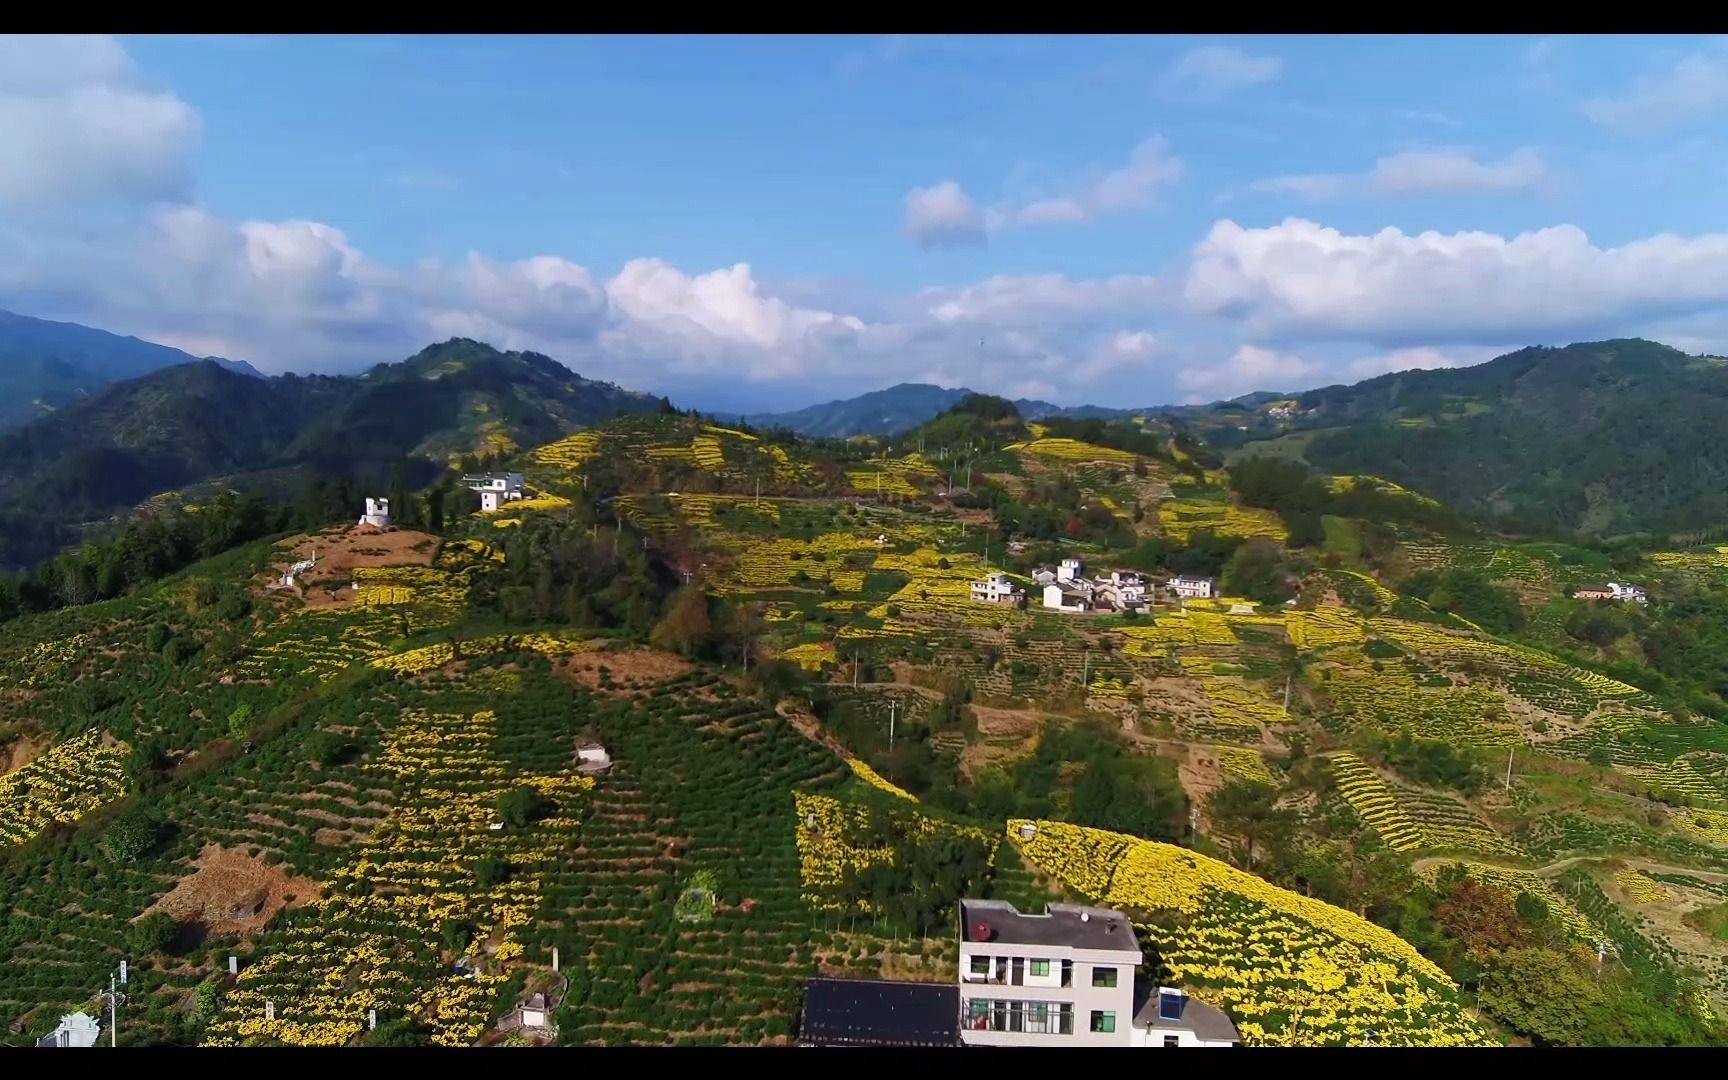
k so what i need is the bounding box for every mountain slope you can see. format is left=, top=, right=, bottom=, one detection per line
left=1237, top=339, right=1728, bottom=534
left=0, top=308, right=260, bottom=428
left=0, top=339, right=660, bottom=567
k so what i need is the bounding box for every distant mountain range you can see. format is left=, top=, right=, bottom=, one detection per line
left=738, top=383, right=1152, bottom=438
left=0, top=337, right=659, bottom=568
left=0, top=309, right=261, bottom=429
left=1230, top=338, right=1728, bottom=535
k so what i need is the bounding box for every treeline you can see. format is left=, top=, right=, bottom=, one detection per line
left=0, top=492, right=299, bottom=623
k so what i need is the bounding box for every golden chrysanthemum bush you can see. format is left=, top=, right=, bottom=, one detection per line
left=793, top=792, right=994, bottom=911
left=1010, top=820, right=1493, bottom=1046
left=205, top=709, right=594, bottom=1046
left=1613, top=868, right=1671, bottom=905
left=1006, top=437, right=1139, bottom=465
left=1158, top=499, right=1287, bottom=543
left=844, top=757, right=917, bottom=802
left=1215, top=746, right=1276, bottom=787
left=781, top=641, right=837, bottom=672
left=0, top=731, right=130, bottom=846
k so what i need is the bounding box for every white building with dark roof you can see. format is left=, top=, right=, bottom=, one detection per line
left=958, top=899, right=1142, bottom=1047
left=1166, top=575, right=1217, bottom=601
left=970, top=572, right=1024, bottom=606
left=462, top=471, right=526, bottom=512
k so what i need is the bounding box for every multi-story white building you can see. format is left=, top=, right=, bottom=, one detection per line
left=1055, top=558, right=1085, bottom=584
left=1166, top=575, right=1217, bottom=601
left=1042, top=582, right=1091, bottom=613
left=970, top=572, right=1024, bottom=605
left=462, top=471, right=526, bottom=513
left=957, top=899, right=1142, bottom=1047
left=1099, top=571, right=1146, bottom=610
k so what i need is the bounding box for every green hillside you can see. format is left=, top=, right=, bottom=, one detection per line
left=5, top=391, right=1728, bottom=1047
left=1229, top=339, right=1728, bottom=535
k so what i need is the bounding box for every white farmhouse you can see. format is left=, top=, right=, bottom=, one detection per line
left=1166, top=575, right=1217, bottom=601
left=1056, top=557, right=1085, bottom=583
left=1131, top=987, right=1241, bottom=1047
left=958, top=899, right=1143, bottom=1047
left=970, top=572, right=1024, bottom=606
left=1608, top=581, right=1649, bottom=605
left=462, top=471, right=526, bottom=512
left=575, top=742, right=613, bottom=777
left=358, top=496, right=390, bottom=529
left=37, top=1011, right=101, bottom=1047
left=1098, top=571, right=1146, bottom=610
left=1043, top=583, right=1089, bottom=613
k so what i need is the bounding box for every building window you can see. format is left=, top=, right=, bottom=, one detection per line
left=1029, top=959, right=1050, bottom=977
left=1090, top=1010, right=1116, bottom=1034
left=1025, top=1002, right=1050, bottom=1034
left=1091, top=966, right=1118, bottom=988
left=969, top=955, right=989, bottom=977
left=1163, top=1035, right=1180, bottom=1047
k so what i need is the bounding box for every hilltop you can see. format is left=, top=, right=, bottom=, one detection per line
left=0, top=339, right=660, bottom=569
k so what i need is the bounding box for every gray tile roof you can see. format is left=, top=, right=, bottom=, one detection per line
left=959, top=900, right=1141, bottom=953
left=1134, top=991, right=1240, bottom=1043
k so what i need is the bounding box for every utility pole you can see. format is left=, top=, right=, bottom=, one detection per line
left=1505, top=747, right=1515, bottom=791
left=888, top=699, right=898, bottom=750
left=853, top=653, right=859, bottom=689
left=1082, top=649, right=1090, bottom=695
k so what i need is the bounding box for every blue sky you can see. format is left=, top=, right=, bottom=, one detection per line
left=4, top=34, right=1728, bottom=412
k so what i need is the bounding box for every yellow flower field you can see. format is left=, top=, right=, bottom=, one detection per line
left=1011, top=819, right=1491, bottom=1046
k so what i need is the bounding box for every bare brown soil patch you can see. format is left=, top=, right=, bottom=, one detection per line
left=0, top=734, right=45, bottom=776
left=146, top=844, right=321, bottom=934
left=556, top=648, right=693, bottom=690
left=255, top=526, right=441, bottom=606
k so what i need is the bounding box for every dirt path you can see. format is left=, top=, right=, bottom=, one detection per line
left=1411, top=853, right=1728, bottom=883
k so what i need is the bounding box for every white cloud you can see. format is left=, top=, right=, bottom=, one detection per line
left=905, top=137, right=1180, bottom=248
left=1254, top=147, right=1549, bottom=201
left=904, top=180, right=987, bottom=249
left=1185, top=217, right=1728, bottom=345
left=993, top=137, right=1182, bottom=228
left=1160, top=45, right=1283, bottom=98
left=1344, top=345, right=1502, bottom=379
left=918, top=273, right=1164, bottom=326
left=1584, top=51, right=1728, bottom=131
left=0, top=34, right=199, bottom=207
left=1177, top=344, right=1320, bottom=402
left=1371, top=146, right=1549, bottom=194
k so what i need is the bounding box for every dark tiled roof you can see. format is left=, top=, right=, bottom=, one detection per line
left=959, top=900, right=1141, bottom=953
left=1134, top=991, right=1240, bottom=1043
left=800, top=978, right=960, bottom=1047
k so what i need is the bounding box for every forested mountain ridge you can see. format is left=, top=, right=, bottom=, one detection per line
left=0, top=308, right=260, bottom=429
left=1230, top=339, right=1728, bottom=535
left=0, top=340, right=661, bottom=568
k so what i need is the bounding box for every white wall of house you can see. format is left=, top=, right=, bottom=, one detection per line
left=958, top=940, right=1139, bottom=1047
left=1056, top=558, right=1084, bottom=583
left=1043, top=584, right=1084, bottom=611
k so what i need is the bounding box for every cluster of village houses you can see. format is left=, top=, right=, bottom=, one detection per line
left=970, top=557, right=1215, bottom=614
left=1573, top=581, right=1649, bottom=605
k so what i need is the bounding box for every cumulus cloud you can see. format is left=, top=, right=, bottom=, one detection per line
left=1160, top=45, right=1283, bottom=98
left=904, top=180, right=987, bottom=249
left=1344, top=345, right=1503, bottom=379
left=1184, top=217, right=1728, bottom=345
left=918, top=273, right=1164, bottom=326
left=1584, top=50, right=1728, bottom=132
left=904, top=138, right=1180, bottom=248
left=1177, top=344, right=1319, bottom=402
left=1254, top=147, right=1549, bottom=201
left=0, top=34, right=199, bottom=207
